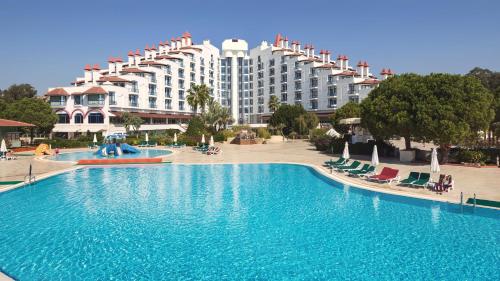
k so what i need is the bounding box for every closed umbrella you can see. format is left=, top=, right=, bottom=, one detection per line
left=430, top=148, right=440, bottom=173
left=1, top=139, right=7, bottom=158
left=209, top=135, right=214, bottom=147
left=371, top=145, right=379, bottom=166
left=201, top=134, right=206, bottom=144
left=173, top=133, right=177, bottom=144
left=342, top=142, right=350, bottom=159
left=145, top=133, right=149, bottom=142
left=93, top=134, right=97, bottom=144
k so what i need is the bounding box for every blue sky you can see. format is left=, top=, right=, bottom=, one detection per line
left=0, top=0, right=499, bottom=94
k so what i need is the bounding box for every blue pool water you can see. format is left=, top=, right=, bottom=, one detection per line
left=0, top=164, right=498, bottom=280
left=47, top=148, right=170, bottom=161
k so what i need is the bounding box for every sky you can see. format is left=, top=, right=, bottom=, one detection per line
left=0, top=0, right=499, bottom=94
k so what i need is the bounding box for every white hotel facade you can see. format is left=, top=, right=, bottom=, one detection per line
left=46, top=32, right=393, bottom=138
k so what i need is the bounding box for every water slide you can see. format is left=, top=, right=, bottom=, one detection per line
left=95, top=143, right=139, bottom=157
left=35, top=144, right=53, bottom=156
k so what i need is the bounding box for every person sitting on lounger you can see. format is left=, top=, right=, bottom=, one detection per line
left=443, top=175, right=454, bottom=191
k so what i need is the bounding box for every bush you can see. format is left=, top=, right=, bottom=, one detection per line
left=35, top=138, right=89, bottom=148
left=221, top=129, right=235, bottom=139
left=231, top=125, right=251, bottom=132
left=457, top=150, right=486, bottom=164
left=256, top=127, right=271, bottom=139
left=310, top=128, right=328, bottom=142
left=185, top=116, right=206, bottom=137
left=313, top=135, right=333, bottom=151
left=177, top=135, right=198, bottom=146
left=213, top=132, right=226, bottom=142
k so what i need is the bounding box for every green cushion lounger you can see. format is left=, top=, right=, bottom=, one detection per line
left=324, top=157, right=346, bottom=166
left=348, top=164, right=372, bottom=176
left=336, top=160, right=361, bottom=172
left=412, top=173, right=431, bottom=188
left=399, top=172, right=420, bottom=186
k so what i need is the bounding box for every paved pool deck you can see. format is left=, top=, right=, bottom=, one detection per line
left=1, top=140, right=499, bottom=205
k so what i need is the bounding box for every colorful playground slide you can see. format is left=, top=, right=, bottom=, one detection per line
left=95, top=143, right=139, bottom=157
left=35, top=144, right=53, bottom=156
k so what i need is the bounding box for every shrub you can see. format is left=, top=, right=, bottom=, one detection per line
left=35, top=138, right=89, bottom=148
left=288, top=131, right=298, bottom=139
left=231, top=125, right=251, bottom=132
left=457, top=150, right=486, bottom=164
left=185, top=116, right=206, bottom=137
left=221, top=129, right=235, bottom=139
left=310, top=128, right=328, bottom=142
left=177, top=135, right=198, bottom=146
left=213, top=132, right=226, bottom=142
left=313, top=135, right=333, bottom=151
left=256, top=127, right=271, bottom=139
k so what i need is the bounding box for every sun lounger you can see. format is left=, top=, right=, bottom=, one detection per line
left=336, top=161, right=361, bottom=172
left=368, top=167, right=399, bottom=183
left=348, top=165, right=375, bottom=177
left=326, top=158, right=349, bottom=168
left=324, top=157, right=346, bottom=166
left=399, top=172, right=420, bottom=186
left=206, top=147, right=221, bottom=155
left=433, top=174, right=446, bottom=192
left=411, top=173, right=430, bottom=188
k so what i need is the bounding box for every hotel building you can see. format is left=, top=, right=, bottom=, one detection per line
left=46, top=33, right=393, bottom=137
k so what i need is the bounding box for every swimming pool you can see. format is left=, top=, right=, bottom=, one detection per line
left=47, top=148, right=171, bottom=161
left=0, top=164, right=498, bottom=280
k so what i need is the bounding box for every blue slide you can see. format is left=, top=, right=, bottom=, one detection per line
left=120, top=143, right=140, bottom=154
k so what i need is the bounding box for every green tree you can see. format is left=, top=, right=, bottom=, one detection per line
left=0, top=97, right=57, bottom=142
left=187, top=84, right=210, bottom=113
left=0, top=84, right=37, bottom=102
left=330, top=102, right=361, bottom=134
left=122, top=112, right=143, bottom=137
left=268, top=95, right=280, bottom=112
left=269, top=104, right=306, bottom=135
left=424, top=74, right=494, bottom=163
left=295, top=112, right=319, bottom=135
left=360, top=74, right=427, bottom=150
left=185, top=116, right=206, bottom=136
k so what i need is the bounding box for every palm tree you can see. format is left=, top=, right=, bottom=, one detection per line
left=187, top=84, right=210, bottom=114
left=268, top=95, right=280, bottom=112
left=217, top=107, right=233, bottom=130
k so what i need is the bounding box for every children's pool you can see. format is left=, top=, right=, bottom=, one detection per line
left=47, top=149, right=171, bottom=161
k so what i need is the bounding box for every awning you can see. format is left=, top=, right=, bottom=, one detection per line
left=0, top=119, right=35, bottom=127
left=339, top=118, right=361, bottom=125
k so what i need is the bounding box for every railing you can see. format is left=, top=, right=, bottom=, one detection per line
left=129, top=102, right=138, bottom=107
left=310, top=94, right=318, bottom=99
left=50, top=101, right=66, bottom=107
left=88, top=100, right=104, bottom=106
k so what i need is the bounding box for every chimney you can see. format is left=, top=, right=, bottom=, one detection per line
left=177, top=37, right=182, bottom=48
left=320, top=50, right=326, bottom=63
left=150, top=44, right=157, bottom=59
left=171, top=38, right=176, bottom=50
left=108, top=57, right=115, bottom=74
left=84, top=64, right=92, bottom=83
left=305, top=45, right=310, bottom=57
left=91, top=64, right=101, bottom=84
left=183, top=31, right=192, bottom=46
left=296, top=41, right=301, bottom=53
left=344, top=55, right=349, bottom=70
left=115, top=57, right=123, bottom=73
left=134, top=49, right=141, bottom=65
left=284, top=37, right=289, bottom=49
left=158, top=41, right=164, bottom=54
left=291, top=41, right=296, bottom=52
left=310, top=45, right=315, bottom=58
left=128, top=51, right=134, bottom=66
left=144, top=44, right=150, bottom=60
left=164, top=39, right=170, bottom=52
left=357, top=61, right=364, bottom=78
left=326, top=50, right=331, bottom=63
left=363, top=61, right=370, bottom=78
left=380, top=68, right=388, bottom=80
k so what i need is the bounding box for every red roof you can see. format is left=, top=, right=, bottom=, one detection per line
left=46, top=88, right=69, bottom=96
left=274, top=33, right=282, bottom=47
left=355, top=79, right=380, bottom=85
left=83, top=86, right=108, bottom=94
left=97, top=76, right=131, bottom=83
left=333, top=70, right=358, bottom=76
left=182, top=31, right=192, bottom=38
left=180, top=46, right=202, bottom=52
left=92, top=64, right=101, bottom=70
left=120, top=67, right=154, bottom=74
left=84, top=64, right=92, bottom=71
left=315, top=63, right=337, bottom=69
left=155, top=55, right=181, bottom=60
left=0, top=119, right=35, bottom=127
left=139, top=60, right=169, bottom=66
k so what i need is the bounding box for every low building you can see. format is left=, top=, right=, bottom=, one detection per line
left=0, top=119, right=35, bottom=147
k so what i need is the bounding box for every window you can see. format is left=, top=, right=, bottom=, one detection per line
left=131, top=82, right=138, bottom=92
left=295, top=81, right=301, bottom=90
left=269, top=77, right=275, bottom=85
left=88, top=112, right=104, bottom=124
left=179, top=79, right=185, bottom=89
left=74, top=95, right=82, bottom=105
left=149, top=97, right=157, bottom=108
left=269, top=86, right=275, bottom=94
left=281, top=83, right=287, bottom=92
left=74, top=113, right=83, bottom=124
left=109, top=91, right=116, bottom=105
left=129, top=95, right=138, bottom=107
left=269, top=59, right=275, bottom=66
left=349, top=83, right=355, bottom=94
left=281, top=74, right=287, bottom=83
left=178, top=69, right=184, bottom=78
left=310, top=78, right=318, bottom=87
left=179, top=90, right=185, bottom=100
left=87, top=94, right=104, bottom=106
left=328, top=98, right=337, bottom=108
left=165, top=99, right=172, bottom=109
left=165, top=87, right=172, bottom=98
left=165, top=76, right=172, bottom=86
left=148, top=84, right=156, bottom=95
left=328, top=75, right=335, bottom=84
left=269, top=68, right=275, bottom=76
left=179, top=101, right=185, bottom=110
left=50, top=96, right=66, bottom=106
left=281, top=94, right=287, bottom=102
left=281, top=65, right=287, bottom=73
left=57, top=113, right=69, bottom=124
left=328, top=86, right=337, bottom=96
left=294, top=71, right=302, bottom=80
left=310, top=100, right=318, bottom=110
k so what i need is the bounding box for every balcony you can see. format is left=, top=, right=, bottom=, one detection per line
left=88, top=100, right=105, bottom=107
left=129, top=101, right=138, bottom=107
left=149, top=104, right=157, bottom=109
left=50, top=101, right=66, bottom=107
left=309, top=93, right=318, bottom=99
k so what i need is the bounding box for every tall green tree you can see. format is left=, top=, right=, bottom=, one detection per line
left=423, top=74, right=494, bottom=162
left=121, top=112, right=143, bottom=137
left=0, top=84, right=37, bottom=101
left=187, top=84, right=210, bottom=113
left=0, top=97, right=57, bottom=142
left=269, top=104, right=306, bottom=135
left=268, top=95, right=280, bottom=112
left=360, top=74, right=427, bottom=150
left=330, top=102, right=361, bottom=134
